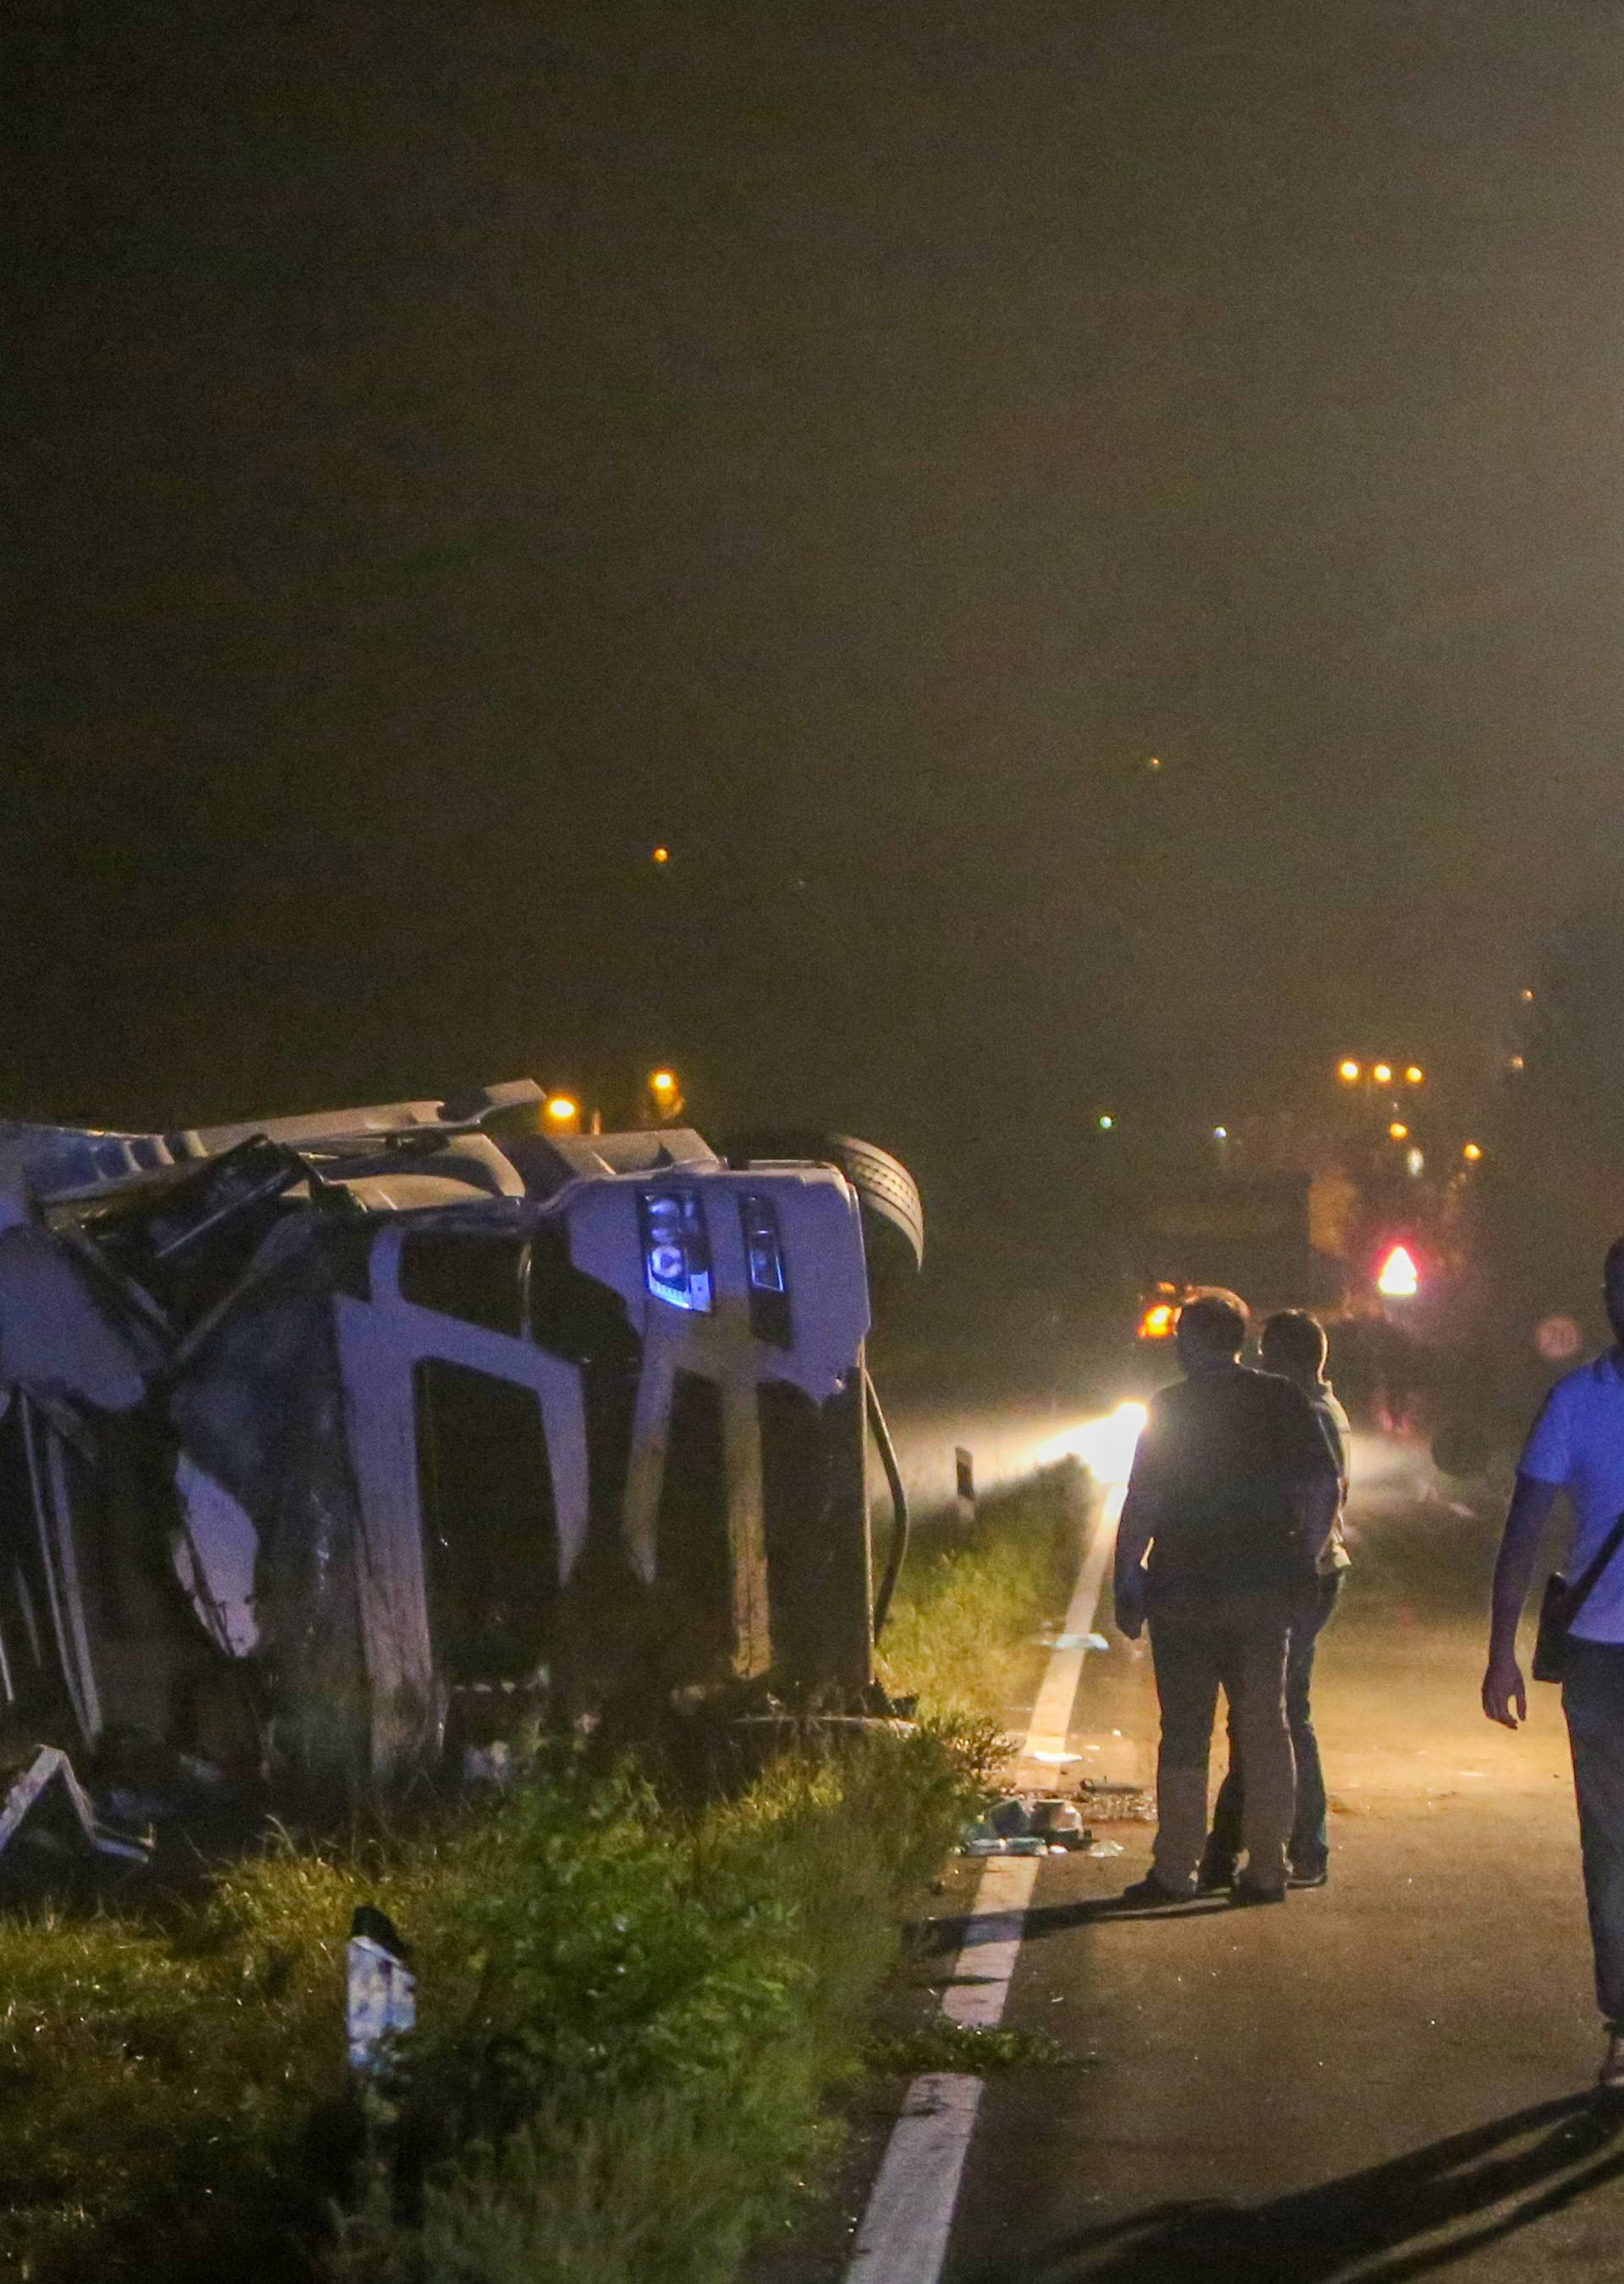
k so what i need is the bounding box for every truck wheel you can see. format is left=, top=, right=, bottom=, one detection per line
left=722, top=1131, right=924, bottom=1271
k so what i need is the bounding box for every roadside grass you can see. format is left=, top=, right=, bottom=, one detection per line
left=0, top=1474, right=1078, bottom=2284
left=877, top=1464, right=1083, bottom=1724
left=860, top=2019, right=1071, bottom=2075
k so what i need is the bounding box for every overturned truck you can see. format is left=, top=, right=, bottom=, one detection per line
left=0, top=1080, right=921, bottom=1800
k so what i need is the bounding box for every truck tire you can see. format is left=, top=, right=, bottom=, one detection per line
left=722, top=1130, right=924, bottom=1271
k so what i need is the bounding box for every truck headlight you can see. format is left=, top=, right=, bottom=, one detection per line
left=639, top=1190, right=713, bottom=1312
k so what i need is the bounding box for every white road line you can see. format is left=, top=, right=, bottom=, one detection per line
left=842, top=1481, right=1122, bottom=2284
left=1020, top=1483, right=1125, bottom=1766
left=941, top=1855, right=1040, bottom=2029
left=842, top=2073, right=985, bottom=2284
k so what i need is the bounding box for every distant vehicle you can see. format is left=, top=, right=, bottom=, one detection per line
left=1131, top=1171, right=1349, bottom=1348
left=0, top=1082, right=920, bottom=1811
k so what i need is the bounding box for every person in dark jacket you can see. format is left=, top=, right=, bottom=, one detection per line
left=1200, top=1309, right=1352, bottom=1891
left=1113, top=1293, right=1340, bottom=1905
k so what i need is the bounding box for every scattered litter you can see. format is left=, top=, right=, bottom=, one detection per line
left=462, top=1741, right=513, bottom=1786
left=1030, top=1750, right=1083, bottom=1765
left=1076, top=1780, right=1155, bottom=1822
left=959, top=1790, right=1136, bottom=1858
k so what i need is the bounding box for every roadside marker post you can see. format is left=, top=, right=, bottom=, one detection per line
left=954, top=1447, right=977, bottom=1535
left=347, top=1902, right=417, bottom=2206
left=346, top=1904, right=416, bottom=2077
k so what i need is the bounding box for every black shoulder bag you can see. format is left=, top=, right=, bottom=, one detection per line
left=1533, top=1511, right=1624, bottom=1683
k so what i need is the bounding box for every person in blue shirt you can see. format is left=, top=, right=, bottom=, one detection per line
left=1484, top=1236, right=1624, bottom=2092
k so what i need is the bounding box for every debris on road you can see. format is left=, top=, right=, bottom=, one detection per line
left=960, top=1790, right=1134, bottom=1857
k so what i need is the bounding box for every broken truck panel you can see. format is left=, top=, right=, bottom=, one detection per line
left=0, top=1084, right=920, bottom=1798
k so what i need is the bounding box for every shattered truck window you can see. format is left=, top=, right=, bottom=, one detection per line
left=399, top=1232, right=529, bottom=1339
left=413, top=1360, right=558, bottom=1684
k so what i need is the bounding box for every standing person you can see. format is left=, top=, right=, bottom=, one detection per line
left=1200, top=1310, right=1352, bottom=1892
left=1483, top=1237, right=1624, bottom=2091
left=1114, top=1293, right=1341, bottom=1906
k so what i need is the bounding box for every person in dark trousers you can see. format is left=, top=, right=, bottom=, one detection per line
left=1114, top=1293, right=1341, bottom=1906
left=1199, top=1309, right=1352, bottom=1891
left=1484, top=1237, right=1624, bottom=2092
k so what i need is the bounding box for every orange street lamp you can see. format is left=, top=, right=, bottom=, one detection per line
left=545, top=1095, right=581, bottom=1129
left=1463, top=1141, right=1484, bottom=1163
left=648, top=1068, right=684, bottom=1120
left=1405, top=1065, right=1424, bottom=1084
left=1373, top=1063, right=1394, bottom=1086
left=1338, top=1059, right=1362, bottom=1083
left=651, top=845, right=671, bottom=866
left=1388, top=1121, right=1409, bottom=1141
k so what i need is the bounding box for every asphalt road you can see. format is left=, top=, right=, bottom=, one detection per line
left=939, top=1430, right=1624, bottom=2282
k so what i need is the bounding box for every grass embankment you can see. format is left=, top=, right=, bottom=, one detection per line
left=0, top=1474, right=1077, bottom=2284
left=879, top=1463, right=1083, bottom=1724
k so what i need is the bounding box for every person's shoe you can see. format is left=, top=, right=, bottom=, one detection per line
left=1287, top=1864, right=1329, bottom=1890
left=1195, top=1853, right=1237, bottom=1897
left=1598, top=2033, right=1624, bottom=2094
left=1116, top=1874, right=1193, bottom=1908
left=1230, top=1877, right=1287, bottom=1907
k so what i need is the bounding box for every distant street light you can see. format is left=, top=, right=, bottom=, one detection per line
left=1097, top=1114, right=1115, bottom=1131
left=545, top=1095, right=581, bottom=1129
left=1405, top=1065, right=1424, bottom=1084
left=651, top=845, right=671, bottom=866
left=1373, top=1063, right=1394, bottom=1086
left=1463, top=1141, right=1484, bottom=1163
left=1338, top=1059, right=1362, bottom=1083
left=1388, top=1121, right=1409, bottom=1141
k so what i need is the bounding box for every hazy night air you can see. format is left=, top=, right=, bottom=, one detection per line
left=18, top=10, right=1624, bottom=2278
left=8, top=2, right=1621, bottom=1260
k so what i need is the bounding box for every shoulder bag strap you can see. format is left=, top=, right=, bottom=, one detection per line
left=1564, top=1510, right=1624, bottom=1621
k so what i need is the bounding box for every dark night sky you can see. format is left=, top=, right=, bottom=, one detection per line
left=8, top=3, right=1624, bottom=1231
